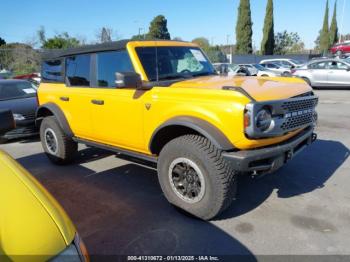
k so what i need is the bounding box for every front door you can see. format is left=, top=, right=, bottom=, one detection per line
left=327, top=61, right=350, bottom=87
left=89, top=50, right=146, bottom=153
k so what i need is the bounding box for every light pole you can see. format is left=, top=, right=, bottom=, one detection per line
left=226, top=34, right=233, bottom=64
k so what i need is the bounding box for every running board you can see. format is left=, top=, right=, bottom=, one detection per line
left=73, top=137, right=158, bottom=164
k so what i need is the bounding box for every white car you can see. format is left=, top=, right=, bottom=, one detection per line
left=259, top=62, right=292, bottom=76
left=260, top=58, right=304, bottom=68
left=213, top=63, right=250, bottom=76
left=240, top=64, right=279, bottom=77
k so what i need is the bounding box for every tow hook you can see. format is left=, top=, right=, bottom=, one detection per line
left=312, top=133, right=317, bottom=142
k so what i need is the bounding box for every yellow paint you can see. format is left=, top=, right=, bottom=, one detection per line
left=0, top=150, right=76, bottom=261
left=38, top=40, right=313, bottom=153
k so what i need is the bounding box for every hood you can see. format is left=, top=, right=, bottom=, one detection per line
left=0, top=150, right=75, bottom=258
left=0, top=96, right=38, bottom=115
left=169, top=75, right=312, bottom=102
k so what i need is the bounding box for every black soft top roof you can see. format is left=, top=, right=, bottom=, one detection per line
left=42, top=39, right=130, bottom=60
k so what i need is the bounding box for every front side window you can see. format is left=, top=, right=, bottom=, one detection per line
left=96, top=51, right=134, bottom=87
left=66, top=54, right=91, bottom=87
left=136, top=46, right=216, bottom=81
left=42, top=59, right=63, bottom=82
left=0, top=81, right=37, bottom=100
left=328, top=61, right=349, bottom=70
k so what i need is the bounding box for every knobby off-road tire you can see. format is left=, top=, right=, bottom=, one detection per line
left=157, top=135, right=237, bottom=220
left=40, top=116, right=77, bottom=165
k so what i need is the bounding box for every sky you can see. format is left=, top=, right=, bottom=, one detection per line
left=0, top=0, right=349, bottom=49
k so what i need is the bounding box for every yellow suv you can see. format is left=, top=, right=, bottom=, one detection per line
left=37, top=40, right=318, bottom=220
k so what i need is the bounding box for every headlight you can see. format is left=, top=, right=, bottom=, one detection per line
left=255, top=108, right=272, bottom=132
left=13, top=113, right=25, bottom=121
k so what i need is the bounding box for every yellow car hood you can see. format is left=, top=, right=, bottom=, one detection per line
left=0, top=150, right=75, bottom=259
left=170, top=75, right=312, bottom=101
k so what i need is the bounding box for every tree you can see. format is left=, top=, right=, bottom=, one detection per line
left=192, top=37, right=210, bottom=50
left=96, top=27, right=113, bottom=43
left=146, top=15, right=171, bottom=40
left=329, top=0, right=339, bottom=45
left=235, top=0, right=253, bottom=54
left=274, top=31, right=305, bottom=54
left=0, top=37, right=6, bottom=46
left=191, top=38, right=226, bottom=63
left=319, top=0, right=330, bottom=54
left=261, top=0, right=275, bottom=55
left=0, top=43, right=40, bottom=75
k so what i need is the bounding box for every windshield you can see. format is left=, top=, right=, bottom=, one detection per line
left=0, top=81, right=37, bottom=100
left=253, top=64, right=268, bottom=71
left=136, top=46, right=216, bottom=81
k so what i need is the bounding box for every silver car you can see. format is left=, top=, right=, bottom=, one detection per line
left=292, top=59, right=350, bottom=88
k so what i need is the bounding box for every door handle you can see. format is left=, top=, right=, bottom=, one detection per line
left=91, top=99, right=104, bottom=105
left=60, top=96, right=69, bottom=101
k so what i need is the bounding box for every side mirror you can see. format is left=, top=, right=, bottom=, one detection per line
left=115, top=72, right=143, bottom=89
left=0, top=109, right=15, bottom=135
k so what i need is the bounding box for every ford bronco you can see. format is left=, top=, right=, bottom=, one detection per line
left=37, top=40, right=318, bottom=220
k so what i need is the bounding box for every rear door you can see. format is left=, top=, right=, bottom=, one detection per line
left=62, top=54, right=95, bottom=139
left=308, top=61, right=329, bottom=86
left=327, top=61, right=350, bottom=86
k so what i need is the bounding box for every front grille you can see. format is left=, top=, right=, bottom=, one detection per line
left=280, top=97, right=318, bottom=131
left=281, top=97, right=318, bottom=112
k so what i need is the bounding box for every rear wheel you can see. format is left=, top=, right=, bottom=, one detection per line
left=40, top=116, right=77, bottom=165
left=157, top=135, right=237, bottom=220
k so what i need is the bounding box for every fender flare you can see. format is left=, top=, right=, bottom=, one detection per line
left=36, top=103, right=74, bottom=137
left=149, top=116, right=235, bottom=153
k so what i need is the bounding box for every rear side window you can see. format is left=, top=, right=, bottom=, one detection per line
left=309, top=62, right=327, bottom=69
left=66, top=54, right=91, bottom=87
left=42, top=60, right=63, bottom=82
left=96, top=50, right=134, bottom=87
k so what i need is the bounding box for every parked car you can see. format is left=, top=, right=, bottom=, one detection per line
left=259, top=62, right=292, bottom=76
left=213, top=63, right=250, bottom=76
left=330, top=41, right=350, bottom=56
left=0, top=80, right=38, bottom=143
left=0, top=110, right=88, bottom=261
left=240, top=64, right=279, bottom=77
left=260, top=58, right=304, bottom=69
left=292, top=59, right=350, bottom=88
left=37, top=40, right=318, bottom=220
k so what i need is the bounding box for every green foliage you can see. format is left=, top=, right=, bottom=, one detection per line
left=42, top=33, right=80, bottom=49
left=0, top=43, right=40, bottom=75
left=261, top=0, right=275, bottom=55
left=274, top=31, right=305, bottom=54
left=131, top=34, right=145, bottom=40
left=146, top=15, right=171, bottom=40
left=235, top=0, right=253, bottom=54
left=329, top=0, right=339, bottom=45
left=37, top=27, right=80, bottom=49
left=192, top=37, right=210, bottom=50
left=319, top=0, right=330, bottom=54
left=191, top=38, right=226, bottom=63
left=0, top=37, right=6, bottom=46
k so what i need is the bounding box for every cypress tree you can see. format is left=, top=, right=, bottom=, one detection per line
left=319, top=0, right=330, bottom=53
left=235, top=0, right=253, bottom=54
left=329, top=0, right=339, bottom=45
left=261, top=0, right=275, bottom=55
left=146, top=15, right=171, bottom=40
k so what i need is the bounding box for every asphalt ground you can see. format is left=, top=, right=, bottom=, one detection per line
left=1, top=90, right=350, bottom=260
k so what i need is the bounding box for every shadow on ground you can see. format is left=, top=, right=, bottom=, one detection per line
left=16, top=139, right=348, bottom=257
left=17, top=149, right=255, bottom=259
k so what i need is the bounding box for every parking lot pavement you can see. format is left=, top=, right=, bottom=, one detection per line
left=1, top=90, right=350, bottom=258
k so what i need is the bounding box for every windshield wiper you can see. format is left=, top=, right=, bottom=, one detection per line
left=158, top=74, right=192, bottom=81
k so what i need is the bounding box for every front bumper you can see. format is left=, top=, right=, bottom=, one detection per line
left=223, top=127, right=316, bottom=174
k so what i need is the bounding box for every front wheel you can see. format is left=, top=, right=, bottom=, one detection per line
left=157, top=135, right=237, bottom=220
left=40, top=116, right=78, bottom=165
